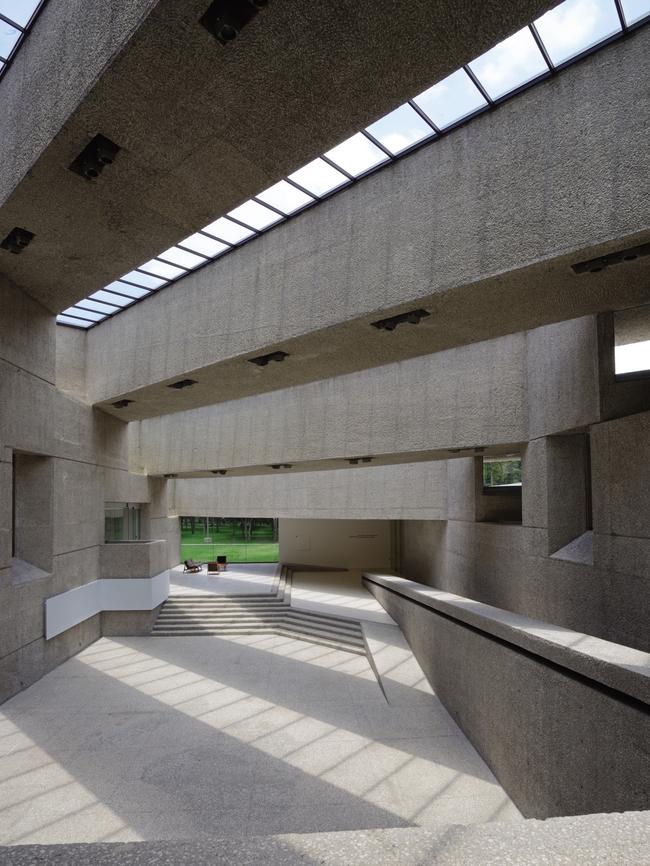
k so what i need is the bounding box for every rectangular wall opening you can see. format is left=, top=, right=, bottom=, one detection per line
left=179, top=516, right=279, bottom=564
left=12, top=451, right=53, bottom=576
left=614, top=303, right=650, bottom=379
left=477, top=455, right=522, bottom=524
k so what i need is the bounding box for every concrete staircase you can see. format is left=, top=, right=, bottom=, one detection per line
left=152, top=567, right=366, bottom=654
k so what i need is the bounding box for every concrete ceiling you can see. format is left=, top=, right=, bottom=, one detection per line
left=0, top=0, right=558, bottom=313
left=94, top=235, right=650, bottom=420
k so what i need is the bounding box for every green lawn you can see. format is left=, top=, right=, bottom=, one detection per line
left=180, top=523, right=278, bottom=564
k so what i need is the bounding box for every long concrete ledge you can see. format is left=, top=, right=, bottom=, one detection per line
left=363, top=572, right=650, bottom=706
left=362, top=571, right=650, bottom=817
left=45, top=572, right=169, bottom=639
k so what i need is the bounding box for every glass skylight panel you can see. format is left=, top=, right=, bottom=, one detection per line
left=0, top=18, right=20, bottom=58
left=90, top=290, right=136, bottom=307
left=324, top=132, right=389, bottom=176
left=227, top=199, right=283, bottom=231
left=63, top=306, right=104, bottom=322
left=56, top=315, right=93, bottom=328
left=121, top=270, right=166, bottom=290
left=0, top=0, right=40, bottom=27
left=202, top=217, right=254, bottom=245
left=139, top=258, right=185, bottom=280
left=366, top=104, right=435, bottom=155
left=180, top=231, right=230, bottom=257
left=104, top=281, right=150, bottom=299
left=620, top=0, right=650, bottom=24
left=468, top=27, right=548, bottom=100
left=413, top=68, right=487, bottom=129
left=75, top=298, right=119, bottom=314
left=256, top=180, right=314, bottom=215
left=615, top=340, right=650, bottom=374
left=159, top=245, right=206, bottom=269
left=288, top=157, right=349, bottom=197
left=533, top=0, right=622, bottom=67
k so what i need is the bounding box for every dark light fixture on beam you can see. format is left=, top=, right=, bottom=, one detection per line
left=348, top=456, right=372, bottom=465
left=69, top=134, right=121, bottom=181
left=211, top=469, right=227, bottom=475
left=248, top=350, right=289, bottom=367
left=164, top=474, right=177, bottom=479
left=371, top=308, right=430, bottom=332
left=200, top=0, right=268, bottom=46
left=112, top=399, right=133, bottom=409
left=167, top=378, right=198, bottom=389
left=572, top=242, right=650, bottom=274
left=269, top=463, right=292, bottom=469
left=1, top=226, right=34, bottom=255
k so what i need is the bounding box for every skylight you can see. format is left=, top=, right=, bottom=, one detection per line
left=0, top=1, right=46, bottom=82
left=57, top=0, right=647, bottom=329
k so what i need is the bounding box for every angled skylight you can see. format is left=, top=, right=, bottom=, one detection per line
left=533, top=0, right=622, bottom=67
left=256, top=180, right=314, bottom=215
left=324, top=133, right=389, bottom=176
left=159, top=245, right=206, bottom=269
left=413, top=68, right=488, bottom=129
left=203, top=217, right=254, bottom=245
left=468, top=27, right=549, bottom=100
left=0, top=1, right=45, bottom=82
left=615, top=340, right=650, bottom=373
left=62, top=306, right=105, bottom=322
left=227, top=199, right=283, bottom=231
left=57, top=0, right=648, bottom=329
left=620, top=0, right=650, bottom=24
left=288, top=158, right=349, bottom=197
left=366, top=103, right=436, bottom=155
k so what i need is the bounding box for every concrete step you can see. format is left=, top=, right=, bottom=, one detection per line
left=151, top=626, right=366, bottom=654
left=156, top=613, right=364, bottom=641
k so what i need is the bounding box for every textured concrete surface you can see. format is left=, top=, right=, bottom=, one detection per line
left=291, top=572, right=394, bottom=625
left=1, top=814, right=650, bottom=866
left=0, top=634, right=519, bottom=844
left=365, top=577, right=650, bottom=818
left=169, top=563, right=278, bottom=597
left=0, top=0, right=557, bottom=311
left=100, top=541, right=168, bottom=580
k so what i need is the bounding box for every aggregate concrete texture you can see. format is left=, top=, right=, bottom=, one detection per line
left=2, top=814, right=649, bottom=866
left=0, top=633, right=519, bottom=844
left=0, top=0, right=557, bottom=311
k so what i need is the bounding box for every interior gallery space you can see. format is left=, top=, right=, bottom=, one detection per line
left=0, top=0, right=649, bottom=863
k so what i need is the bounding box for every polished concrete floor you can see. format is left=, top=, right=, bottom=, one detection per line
left=291, top=570, right=395, bottom=624
left=0, top=629, right=521, bottom=844
left=169, top=562, right=278, bottom=596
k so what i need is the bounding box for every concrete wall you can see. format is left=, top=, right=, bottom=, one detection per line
left=279, top=518, right=392, bottom=570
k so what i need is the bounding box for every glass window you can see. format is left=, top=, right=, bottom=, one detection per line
left=289, top=157, right=349, bottom=197
left=180, top=231, right=230, bottom=257
left=413, top=68, right=487, bottom=129
left=256, top=180, right=314, bottom=215
left=159, top=245, right=206, bottom=269
left=75, top=298, right=119, bottom=314
left=614, top=304, right=650, bottom=374
left=0, top=1, right=39, bottom=27
left=90, top=289, right=137, bottom=307
left=139, top=259, right=185, bottom=280
left=324, top=132, right=389, bottom=176
left=620, top=0, right=650, bottom=23
left=0, top=18, right=20, bottom=58
left=121, top=270, right=166, bottom=290
left=483, top=457, right=523, bottom=488
left=228, top=199, right=283, bottom=230
left=469, top=27, right=549, bottom=100
left=104, top=281, right=150, bottom=299
left=56, top=315, right=92, bottom=328
left=534, top=0, right=622, bottom=67
left=366, top=103, right=435, bottom=154
left=62, top=306, right=105, bottom=322
left=203, top=217, right=254, bottom=245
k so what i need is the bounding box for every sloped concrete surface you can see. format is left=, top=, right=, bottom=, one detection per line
left=1, top=813, right=649, bottom=865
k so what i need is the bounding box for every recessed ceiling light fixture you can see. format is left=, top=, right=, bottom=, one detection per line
left=69, top=134, right=121, bottom=181
left=1, top=227, right=34, bottom=254
left=112, top=399, right=133, bottom=408
left=371, top=309, right=430, bottom=331
left=248, top=350, right=289, bottom=367
left=571, top=242, right=650, bottom=274
left=167, top=378, right=198, bottom=389
left=200, top=0, right=268, bottom=45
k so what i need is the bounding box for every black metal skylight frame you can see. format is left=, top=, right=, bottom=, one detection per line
left=0, top=1, right=48, bottom=82
left=56, top=0, right=650, bottom=331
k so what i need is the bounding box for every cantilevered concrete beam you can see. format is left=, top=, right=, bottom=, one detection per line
left=0, top=0, right=558, bottom=312
left=84, top=31, right=650, bottom=419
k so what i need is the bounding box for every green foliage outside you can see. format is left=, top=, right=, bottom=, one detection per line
left=483, top=458, right=522, bottom=488
left=180, top=516, right=279, bottom=564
